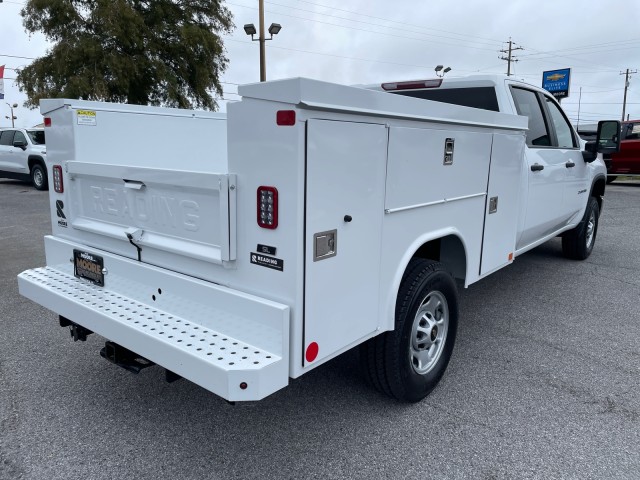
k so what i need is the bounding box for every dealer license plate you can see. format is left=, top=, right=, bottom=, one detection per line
left=73, top=249, right=105, bottom=286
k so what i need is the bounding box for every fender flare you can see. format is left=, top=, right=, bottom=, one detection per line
left=27, top=155, right=46, bottom=171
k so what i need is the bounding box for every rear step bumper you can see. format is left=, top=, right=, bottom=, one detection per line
left=18, top=236, right=290, bottom=402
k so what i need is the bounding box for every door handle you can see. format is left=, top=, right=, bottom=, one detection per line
left=565, top=161, right=576, bottom=168
left=530, top=164, right=544, bottom=172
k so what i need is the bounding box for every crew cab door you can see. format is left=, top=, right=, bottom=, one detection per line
left=510, top=87, right=583, bottom=249
left=8, top=130, right=29, bottom=173
left=615, top=122, right=640, bottom=173
left=0, top=130, right=17, bottom=172
left=541, top=95, right=588, bottom=221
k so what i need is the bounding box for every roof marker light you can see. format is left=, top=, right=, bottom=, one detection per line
left=276, top=110, right=296, bottom=126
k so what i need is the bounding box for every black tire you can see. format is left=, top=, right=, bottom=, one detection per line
left=31, top=163, right=48, bottom=191
left=360, top=258, right=458, bottom=402
left=606, top=176, right=617, bottom=184
left=562, top=196, right=599, bottom=260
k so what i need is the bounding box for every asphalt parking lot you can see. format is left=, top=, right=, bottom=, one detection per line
left=1, top=178, right=639, bottom=480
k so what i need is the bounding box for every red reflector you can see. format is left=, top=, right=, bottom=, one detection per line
left=257, top=186, right=278, bottom=229
left=305, top=342, right=319, bottom=363
left=276, top=110, right=296, bottom=126
left=53, top=165, right=64, bottom=193
left=381, top=79, right=443, bottom=91
left=44, top=117, right=52, bottom=127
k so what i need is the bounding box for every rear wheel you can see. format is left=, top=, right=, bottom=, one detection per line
left=562, top=196, right=599, bottom=260
left=606, top=176, right=617, bottom=184
left=360, top=258, right=458, bottom=402
left=31, top=163, right=48, bottom=191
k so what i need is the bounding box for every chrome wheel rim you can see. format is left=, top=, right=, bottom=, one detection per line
left=33, top=168, right=44, bottom=188
left=586, top=210, right=596, bottom=249
left=410, top=290, right=449, bottom=375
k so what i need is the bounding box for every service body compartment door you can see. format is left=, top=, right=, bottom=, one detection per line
left=480, top=132, right=524, bottom=276
left=304, top=120, right=387, bottom=366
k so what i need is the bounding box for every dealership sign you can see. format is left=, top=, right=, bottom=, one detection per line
left=542, top=68, right=571, bottom=99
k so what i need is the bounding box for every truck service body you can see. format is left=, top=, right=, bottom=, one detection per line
left=17, top=75, right=615, bottom=402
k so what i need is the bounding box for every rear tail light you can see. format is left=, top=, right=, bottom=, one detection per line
left=44, top=117, right=52, bottom=127
left=381, top=79, right=442, bottom=91
left=53, top=165, right=64, bottom=193
left=257, top=186, right=278, bottom=229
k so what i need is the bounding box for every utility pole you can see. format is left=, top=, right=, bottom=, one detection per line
left=500, top=38, right=523, bottom=76
left=576, top=87, right=582, bottom=131
left=620, top=69, right=637, bottom=122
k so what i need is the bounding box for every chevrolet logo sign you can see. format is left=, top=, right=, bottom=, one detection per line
left=546, top=73, right=566, bottom=81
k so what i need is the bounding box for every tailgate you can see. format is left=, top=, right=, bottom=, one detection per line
left=64, top=161, right=236, bottom=267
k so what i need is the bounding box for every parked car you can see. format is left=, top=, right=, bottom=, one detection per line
left=0, top=127, right=48, bottom=190
left=604, top=119, right=640, bottom=183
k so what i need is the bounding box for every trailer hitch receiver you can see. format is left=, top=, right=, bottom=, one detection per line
left=100, top=341, right=155, bottom=374
left=59, top=315, right=93, bottom=341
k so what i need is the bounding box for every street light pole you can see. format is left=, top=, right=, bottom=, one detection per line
left=259, top=0, right=266, bottom=82
left=5, top=102, right=17, bottom=128
left=243, top=2, right=281, bottom=82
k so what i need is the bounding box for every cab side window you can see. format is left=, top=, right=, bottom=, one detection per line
left=627, top=123, right=640, bottom=140
left=511, top=88, right=551, bottom=147
left=545, top=98, right=576, bottom=148
left=0, top=130, right=15, bottom=146
left=13, top=130, right=27, bottom=145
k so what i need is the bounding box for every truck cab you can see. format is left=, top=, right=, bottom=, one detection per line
left=365, top=75, right=606, bottom=256
left=0, top=127, right=48, bottom=190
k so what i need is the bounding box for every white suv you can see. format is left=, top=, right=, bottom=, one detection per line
left=0, top=128, right=48, bottom=190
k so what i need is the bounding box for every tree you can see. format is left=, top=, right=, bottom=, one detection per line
left=17, top=0, right=233, bottom=110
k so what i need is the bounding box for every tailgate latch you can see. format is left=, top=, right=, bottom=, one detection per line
left=125, top=227, right=144, bottom=261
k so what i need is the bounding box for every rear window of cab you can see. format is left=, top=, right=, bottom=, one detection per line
left=390, top=86, right=500, bottom=112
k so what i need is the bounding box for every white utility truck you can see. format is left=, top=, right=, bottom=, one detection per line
left=18, top=75, right=620, bottom=403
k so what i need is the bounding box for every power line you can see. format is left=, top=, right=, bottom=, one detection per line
left=260, top=0, right=502, bottom=48
left=227, top=38, right=452, bottom=70
left=288, top=0, right=504, bottom=45
left=0, top=54, right=36, bottom=60
left=518, top=38, right=640, bottom=58
left=228, top=2, right=500, bottom=52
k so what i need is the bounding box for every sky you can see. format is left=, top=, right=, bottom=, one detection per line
left=1, top=0, right=639, bottom=129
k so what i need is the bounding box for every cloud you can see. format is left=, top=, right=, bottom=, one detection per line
left=1, top=0, right=638, bottom=127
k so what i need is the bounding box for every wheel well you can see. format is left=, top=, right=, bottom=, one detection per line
left=591, top=176, right=605, bottom=211
left=413, top=234, right=466, bottom=282
left=28, top=156, right=45, bottom=171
